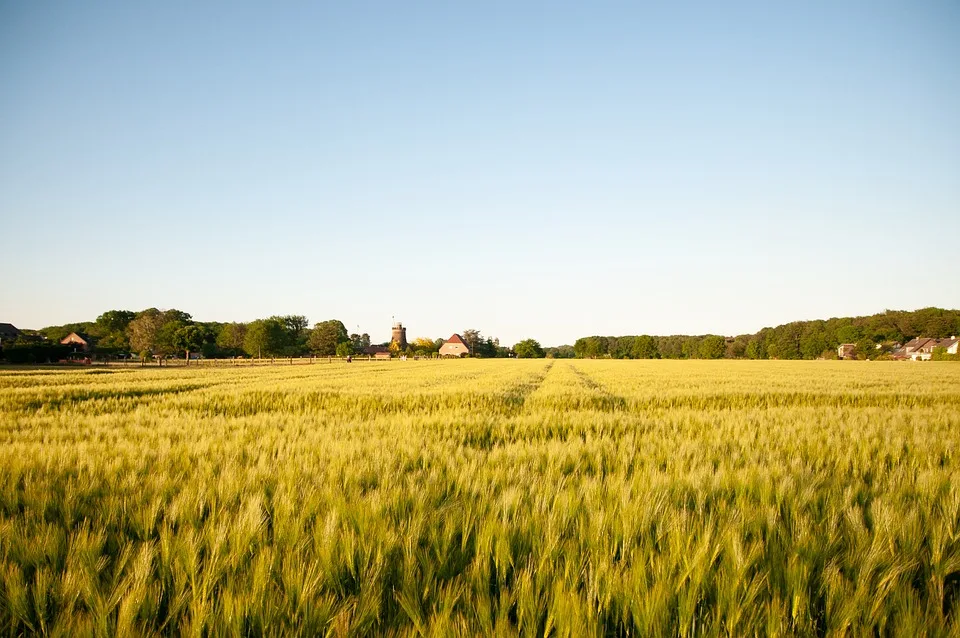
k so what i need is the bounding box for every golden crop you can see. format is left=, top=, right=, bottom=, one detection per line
left=1, top=360, right=959, bottom=635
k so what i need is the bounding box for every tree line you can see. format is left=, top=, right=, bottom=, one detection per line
left=570, top=307, right=960, bottom=360
left=5, top=306, right=956, bottom=363
left=3, top=310, right=549, bottom=360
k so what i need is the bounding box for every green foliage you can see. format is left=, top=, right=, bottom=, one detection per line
left=514, top=338, right=544, bottom=358
left=631, top=335, right=659, bottom=359
left=351, top=333, right=372, bottom=352
left=698, top=335, right=726, bottom=359
left=335, top=342, right=354, bottom=357
left=573, top=308, right=960, bottom=360
left=127, top=309, right=192, bottom=355
left=172, top=325, right=208, bottom=358
left=544, top=345, right=576, bottom=359
left=0, top=343, right=72, bottom=363
left=308, top=320, right=349, bottom=356
left=244, top=318, right=287, bottom=357
left=216, top=322, right=247, bottom=356
left=931, top=347, right=960, bottom=362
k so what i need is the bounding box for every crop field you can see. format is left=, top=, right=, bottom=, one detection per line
left=1, top=360, right=960, bottom=636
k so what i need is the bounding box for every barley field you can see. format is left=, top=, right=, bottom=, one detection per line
left=1, top=360, right=959, bottom=636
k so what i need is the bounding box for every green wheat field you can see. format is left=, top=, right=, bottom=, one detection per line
left=2, top=359, right=960, bottom=636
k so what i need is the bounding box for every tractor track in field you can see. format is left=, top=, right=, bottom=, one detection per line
left=567, top=363, right=628, bottom=411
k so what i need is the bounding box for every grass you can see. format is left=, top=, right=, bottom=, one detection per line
left=1, top=359, right=959, bottom=635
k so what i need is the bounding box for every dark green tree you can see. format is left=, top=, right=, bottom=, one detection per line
left=631, top=335, right=659, bottom=359
left=698, top=335, right=726, bottom=359
left=244, top=318, right=287, bottom=358
left=216, top=323, right=247, bottom=356
left=308, top=320, right=349, bottom=355
left=172, top=324, right=208, bottom=363
left=514, top=339, right=545, bottom=359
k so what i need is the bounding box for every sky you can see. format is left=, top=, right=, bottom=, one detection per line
left=1, top=1, right=958, bottom=346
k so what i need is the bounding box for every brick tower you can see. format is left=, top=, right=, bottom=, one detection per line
left=391, top=321, right=408, bottom=350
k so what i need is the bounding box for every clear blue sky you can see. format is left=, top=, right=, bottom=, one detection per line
left=1, top=1, right=957, bottom=345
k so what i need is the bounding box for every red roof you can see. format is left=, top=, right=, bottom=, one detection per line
left=445, top=334, right=467, bottom=345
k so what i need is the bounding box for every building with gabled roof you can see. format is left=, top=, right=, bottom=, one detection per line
left=837, top=343, right=856, bottom=360
left=439, top=334, right=470, bottom=357
left=898, top=336, right=959, bottom=360
left=0, top=323, right=20, bottom=344
left=61, top=332, right=93, bottom=352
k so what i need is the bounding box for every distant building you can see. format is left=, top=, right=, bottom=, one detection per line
left=439, top=334, right=471, bottom=357
left=0, top=323, right=20, bottom=345
left=391, top=322, right=408, bottom=350
left=897, top=337, right=960, bottom=361
left=837, top=343, right=856, bottom=360
left=61, top=332, right=93, bottom=352
left=363, top=345, right=391, bottom=357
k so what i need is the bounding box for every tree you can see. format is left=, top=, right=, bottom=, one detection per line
left=462, top=329, right=482, bottom=354
left=799, top=324, right=827, bottom=360
left=127, top=308, right=193, bottom=355
left=308, top=320, right=349, bottom=356
left=544, top=344, right=576, bottom=359
left=155, top=320, right=186, bottom=356
left=351, top=333, right=371, bottom=352
left=412, top=337, right=439, bottom=355
left=855, top=338, right=876, bottom=360
left=681, top=337, right=701, bottom=359
left=475, top=337, right=499, bottom=358
left=631, top=335, right=659, bottom=359
left=127, top=309, right=165, bottom=354
left=836, top=325, right=863, bottom=344
left=95, top=310, right=136, bottom=334
left=245, top=318, right=286, bottom=358
left=94, top=310, right=135, bottom=351
left=282, top=315, right=309, bottom=336
left=698, top=335, right=726, bottom=359
left=727, top=335, right=749, bottom=359
left=514, top=339, right=545, bottom=359
left=574, top=337, right=606, bottom=358
left=745, top=337, right=766, bottom=360
left=172, top=325, right=207, bottom=363
left=336, top=342, right=353, bottom=357
left=216, top=323, right=247, bottom=355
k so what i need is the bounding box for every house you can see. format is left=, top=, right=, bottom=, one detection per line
left=947, top=338, right=960, bottom=355
left=837, top=343, right=856, bottom=360
left=898, top=336, right=959, bottom=361
left=439, top=334, right=471, bottom=357
left=374, top=352, right=392, bottom=360
left=60, top=332, right=93, bottom=352
left=362, top=345, right=391, bottom=359
left=0, top=323, right=21, bottom=344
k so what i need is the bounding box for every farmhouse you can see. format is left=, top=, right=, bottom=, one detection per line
left=0, top=323, right=20, bottom=344
left=898, top=337, right=959, bottom=361
left=837, top=343, right=856, bottom=360
left=60, top=332, right=93, bottom=352
left=439, top=334, right=470, bottom=357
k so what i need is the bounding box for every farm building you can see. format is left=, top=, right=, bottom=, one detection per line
left=363, top=345, right=391, bottom=358
left=0, top=323, right=20, bottom=344
left=439, top=334, right=471, bottom=357
left=60, top=332, right=93, bottom=352
left=837, top=343, right=856, bottom=360
left=898, top=337, right=959, bottom=360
